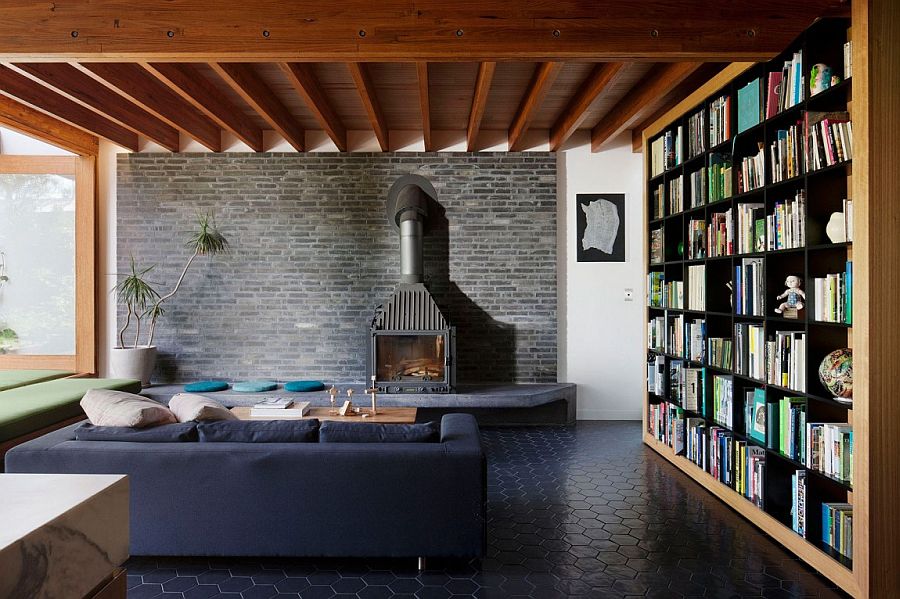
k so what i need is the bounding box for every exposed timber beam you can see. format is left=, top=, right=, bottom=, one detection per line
left=549, top=62, right=625, bottom=151
left=508, top=62, right=562, bottom=151
left=347, top=62, right=389, bottom=151
left=280, top=63, right=347, bottom=151
left=416, top=62, right=432, bottom=151
left=0, top=94, right=98, bottom=155
left=467, top=62, right=496, bottom=152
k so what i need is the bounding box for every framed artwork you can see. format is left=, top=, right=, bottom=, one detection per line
left=576, top=193, right=625, bottom=262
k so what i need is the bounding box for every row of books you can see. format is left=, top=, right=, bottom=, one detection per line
left=688, top=265, right=706, bottom=310
left=650, top=228, right=664, bottom=264
left=709, top=153, right=733, bottom=201
left=684, top=319, right=706, bottom=362
left=688, top=167, right=707, bottom=208
left=648, top=272, right=665, bottom=308
left=649, top=401, right=685, bottom=452
left=685, top=419, right=765, bottom=508
left=647, top=354, right=665, bottom=396
left=772, top=51, right=805, bottom=115
left=774, top=396, right=806, bottom=461
left=668, top=175, right=684, bottom=214
left=686, top=109, right=707, bottom=159
left=650, top=126, right=684, bottom=177
left=709, top=95, right=732, bottom=147
left=708, top=209, right=734, bottom=257
left=812, top=262, right=852, bottom=324
left=712, top=374, right=734, bottom=427
left=648, top=316, right=665, bottom=352
left=687, top=219, right=706, bottom=259
left=823, top=503, right=853, bottom=559
left=766, top=331, right=807, bottom=392
left=667, top=314, right=686, bottom=357
left=805, top=111, right=852, bottom=171
left=738, top=143, right=765, bottom=193
left=736, top=203, right=765, bottom=254
left=768, top=191, right=805, bottom=250
left=708, top=337, right=733, bottom=370
left=735, top=322, right=766, bottom=380
left=770, top=122, right=805, bottom=183
left=735, top=257, right=764, bottom=316
left=792, top=469, right=808, bottom=536
left=651, top=182, right=664, bottom=219
left=806, top=422, right=853, bottom=484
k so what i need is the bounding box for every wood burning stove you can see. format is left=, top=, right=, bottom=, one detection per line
left=367, top=175, right=455, bottom=393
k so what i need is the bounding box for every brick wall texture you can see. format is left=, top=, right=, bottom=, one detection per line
left=116, top=152, right=557, bottom=384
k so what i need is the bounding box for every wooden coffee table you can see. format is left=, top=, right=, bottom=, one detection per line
left=230, top=406, right=417, bottom=424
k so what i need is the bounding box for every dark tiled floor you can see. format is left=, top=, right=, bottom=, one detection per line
left=126, top=422, right=846, bottom=598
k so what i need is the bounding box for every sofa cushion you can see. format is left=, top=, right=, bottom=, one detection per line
left=0, top=377, right=142, bottom=443
left=319, top=421, right=439, bottom=443
left=74, top=422, right=198, bottom=442
left=184, top=380, right=229, bottom=393
left=197, top=419, right=320, bottom=443
left=284, top=380, right=326, bottom=392
left=0, top=369, right=73, bottom=392
left=232, top=380, right=278, bottom=393
left=81, top=389, right=177, bottom=428
left=168, top=393, right=237, bottom=422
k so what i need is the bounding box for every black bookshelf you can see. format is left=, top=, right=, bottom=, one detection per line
left=646, top=18, right=853, bottom=571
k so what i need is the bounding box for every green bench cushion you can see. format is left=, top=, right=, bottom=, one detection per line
left=0, top=377, right=141, bottom=443
left=0, top=369, right=74, bottom=392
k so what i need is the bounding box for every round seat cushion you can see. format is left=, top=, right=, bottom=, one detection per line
left=183, top=380, right=229, bottom=393
left=284, top=380, right=326, bottom=393
left=232, top=380, right=278, bottom=393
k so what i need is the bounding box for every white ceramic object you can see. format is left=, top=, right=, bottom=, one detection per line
left=826, top=212, right=847, bottom=243
left=110, top=345, right=157, bottom=387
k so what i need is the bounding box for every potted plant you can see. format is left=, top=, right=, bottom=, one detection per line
left=111, top=213, right=228, bottom=386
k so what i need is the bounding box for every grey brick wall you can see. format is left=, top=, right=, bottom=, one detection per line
left=117, top=152, right=557, bottom=384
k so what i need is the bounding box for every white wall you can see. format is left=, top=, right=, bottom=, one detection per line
left=559, top=131, right=645, bottom=420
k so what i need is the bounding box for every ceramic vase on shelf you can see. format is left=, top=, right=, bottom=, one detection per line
left=110, top=345, right=157, bottom=388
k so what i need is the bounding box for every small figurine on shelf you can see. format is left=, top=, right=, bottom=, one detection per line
left=774, top=275, right=805, bottom=317
left=810, top=63, right=837, bottom=95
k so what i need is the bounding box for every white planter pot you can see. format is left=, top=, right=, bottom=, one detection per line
left=110, top=346, right=157, bottom=388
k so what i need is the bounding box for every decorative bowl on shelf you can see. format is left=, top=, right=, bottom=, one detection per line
left=818, top=348, right=853, bottom=403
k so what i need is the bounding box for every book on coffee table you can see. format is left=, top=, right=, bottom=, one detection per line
left=250, top=399, right=310, bottom=417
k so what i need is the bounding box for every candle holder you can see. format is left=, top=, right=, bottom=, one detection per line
left=365, top=375, right=378, bottom=416
left=328, top=385, right=339, bottom=415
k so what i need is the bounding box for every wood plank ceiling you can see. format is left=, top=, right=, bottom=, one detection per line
left=0, top=61, right=728, bottom=153
left=0, top=1, right=846, bottom=153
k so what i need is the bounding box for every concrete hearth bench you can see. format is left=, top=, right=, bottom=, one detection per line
left=0, top=375, right=142, bottom=465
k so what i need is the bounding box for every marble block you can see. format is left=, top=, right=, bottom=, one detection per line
left=0, top=473, right=129, bottom=599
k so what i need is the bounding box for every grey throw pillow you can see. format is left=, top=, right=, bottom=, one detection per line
left=80, top=388, right=177, bottom=428
left=168, top=393, right=237, bottom=422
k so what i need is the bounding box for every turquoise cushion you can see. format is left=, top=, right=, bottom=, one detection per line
left=284, top=380, right=326, bottom=393
left=232, top=380, right=278, bottom=393
left=184, top=380, right=229, bottom=393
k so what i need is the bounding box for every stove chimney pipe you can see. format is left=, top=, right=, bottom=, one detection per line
left=387, top=175, right=436, bottom=284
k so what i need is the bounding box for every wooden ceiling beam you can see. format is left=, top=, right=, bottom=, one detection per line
left=549, top=62, right=625, bottom=151
left=8, top=62, right=179, bottom=151
left=467, top=62, right=496, bottom=152
left=0, top=94, right=98, bottom=155
left=0, top=1, right=846, bottom=61
left=347, top=62, right=389, bottom=151
left=141, top=62, right=264, bottom=152
left=211, top=63, right=305, bottom=151
left=279, top=63, right=347, bottom=152
left=75, top=62, right=222, bottom=151
left=0, top=64, right=138, bottom=150
left=629, top=62, right=728, bottom=152
left=416, top=62, right=432, bottom=152
left=508, top=62, right=562, bottom=151
left=591, top=62, right=702, bottom=152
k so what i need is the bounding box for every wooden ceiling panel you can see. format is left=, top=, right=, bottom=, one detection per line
left=311, top=63, right=371, bottom=131
left=579, top=63, right=655, bottom=127
left=248, top=63, right=320, bottom=131
left=428, top=63, right=479, bottom=131
left=479, top=63, right=540, bottom=131
left=528, top=63, right=596, bottom=130
left=366, top=63, right=421, bottom=131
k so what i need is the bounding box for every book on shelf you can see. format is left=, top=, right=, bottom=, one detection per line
left=735, top=322, right=766, bottom=380
left=767, top=190, right=806, bottom=250
left=766, top=402, right=779, bottom=450
left=687, top=219, right=707, bottom=260
left=806, top=422, right=853, bottom=484
left=687, top=264, right=706, bottom=310
left=708, top=209, right=734, bottom=257
left=648, top=316, right=665, bottom=352
left=780, top=51, right=805, bottom=112
left=687, top=109, right=707, bottom=158
left=744, top=388, right=767, bottom=444
left=684, top=367, right=703, bottom=411
left=688, top=167, right=708, bottom=208
left=652, top=182, right=665, bottom=219
left=843, top=40, right=853, bottom=79
left=770, top=121, right=805, bottom=182
left=669, top=360, right=684, bottom=405
left=779, top=396, right=807, bottom=461
left=708, top=337, right=733, bottom=370
left=823, top=503, right=853, bottom=560
left=709, top=427, right=735, bottom=487
left=648, top=272, right=665, bottom=308
left=812, top=261, right=852, bottom=324
left=804, top=111, right=853, bottom=171
left=709, top=94, right=732, bottom=147
left=667, top=313, right=685, bottom=356
left=767, top=331, right=807, bottom=392
left=736, top=203, right=765, bottom=254
left=650, top=136, right=665, bottom=177
left=741, top=444, right=766, bottom=508
left=791, top=469, right=808, bottom=538
left=668, top=175, right=684, bottom=214
left=649, top=401, right=685, bottom=454
left=647, top=353, right=666, bottom=396
left=665, top=280, right=684, bottom=309
left=250, top=400, right=311, bottom=418
left=738, top=143, right=765, bottom=194
left=685, top=319, right=706, bottom=363
left=686, top=417, right=708, bottom=471
left=652, top=127, right=683, bottom=176
left=765, top=71, right=783, bottom=119
left=712, top=374, right=733, bottom=428
left=650, top=228, right=664, bottom=264
left=735, top=257, right=764, bottom=316
left=737, top=77, right=764, bottom=133
left=708, top=153, right=733, bottom=201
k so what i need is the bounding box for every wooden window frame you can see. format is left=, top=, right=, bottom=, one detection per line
left=0, top=154, right=95, bottom=373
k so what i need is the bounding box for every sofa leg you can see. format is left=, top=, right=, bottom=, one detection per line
left=417, top=557, right=426, bottom=571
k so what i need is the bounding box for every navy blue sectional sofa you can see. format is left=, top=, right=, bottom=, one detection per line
left=5, top=414, right=486, bottom=559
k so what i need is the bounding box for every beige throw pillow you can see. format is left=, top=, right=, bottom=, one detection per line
left=169, top=393, right=236, bottom=423
left=81, top=389, right=177, bottom=428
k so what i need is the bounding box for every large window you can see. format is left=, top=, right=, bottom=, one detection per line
left=0, top=156, right=94, bottom=371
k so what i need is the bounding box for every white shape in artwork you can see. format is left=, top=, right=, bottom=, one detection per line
left=581, top=199, right=619, bottom=254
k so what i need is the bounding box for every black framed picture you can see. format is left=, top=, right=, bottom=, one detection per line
left=576, top=193, right=625, bottom=262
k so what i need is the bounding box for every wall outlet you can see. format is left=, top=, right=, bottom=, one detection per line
left=624, top=288, right=635, bottom=302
